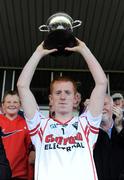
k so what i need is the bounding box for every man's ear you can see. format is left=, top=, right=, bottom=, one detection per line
left=49, top=94, right=53, bottom=105
left=73, top=93, right=78, bottom=106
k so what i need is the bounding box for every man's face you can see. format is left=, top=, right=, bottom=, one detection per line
left=113, top=99, right=123, bottom=108
left=102, top=96, right=113, bottom=124
left=49, top=81, right=76, bottom=115
left=2, top=94, right=21, bottom=116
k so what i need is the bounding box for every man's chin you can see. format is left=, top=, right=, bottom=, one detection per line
left=101, top=114, right=110, bottom=123
left=59, top=111, right=68, bottom=115
left=57, top=109, right=70, bottom=116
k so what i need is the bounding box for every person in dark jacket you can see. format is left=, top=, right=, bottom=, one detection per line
left=84, top=95, right=124, bottom=180
left=94, top=94, right=124, bottom=180
left=93, top=128, right=111, bottom=180
left=0, top=127, right=12, bottom=180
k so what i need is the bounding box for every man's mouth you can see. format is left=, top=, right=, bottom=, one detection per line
left=8, top=107, right=16, bottom=110
left=59, top=103, right=66, bottom=105
left=102, top=111, right=107, bottom=114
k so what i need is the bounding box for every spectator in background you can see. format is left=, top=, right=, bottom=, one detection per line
left=112, top=93, right=123, bottom=108
left=28, top=143, right=35, bottom=180
left=112, top=93, right=124, bottom=120
left=84, top=95, right=124, bottom=180
left=0, top=127, right=12, bottom=180
left=0, top=90, right=34, bottom=180
left=100, top=95, right=124, bottom=180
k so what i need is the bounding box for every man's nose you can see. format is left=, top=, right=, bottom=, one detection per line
left=60, top=92, right=66, bottom=99
left=102, top=108, right=106, bottom=113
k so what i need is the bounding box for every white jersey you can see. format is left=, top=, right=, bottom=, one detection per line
left=27, top=110, right=101, bottom=180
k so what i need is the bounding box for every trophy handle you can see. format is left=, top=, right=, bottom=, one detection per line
left=39, top=25, right=49, bottom=32
left=72, top=20, right=82, bottom=29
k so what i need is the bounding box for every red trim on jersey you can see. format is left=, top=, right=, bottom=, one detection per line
left=88, top=122, right=99, bottom=134
left=52, top=117, right=74, bottom=125
left=29, top=123, right=40, bottom=133
left=86, top=137, right=97, bottom=180
left=40, top=127, right=43, bottom=136
left=38, top=130, right=42, bottom=142
left=29, top=118, right=50, bottom=142
left=83, top=115, right=99, bottom=134
left=30, top=130, right=38, bottom=137
left=88, top=122, right=99, bottom=130
left=79, top=120, right=97, bottom=180
left=84, top=125, right=90, bottom=141
left=29, top=123, right=40, bottom=137
left=30, top=127, right=43, bottom=141
left=42, top=119, right=50, bottom=133
left=36, top=119, right=50, bottom=142
left=89, top=128, right=99, bottom=134
left=84, top=125, right=88, bottom=134
left=84, top=125, right=89, bottom=135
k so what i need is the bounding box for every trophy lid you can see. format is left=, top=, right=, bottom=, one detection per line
left=46, top=12, right=73, bottom=31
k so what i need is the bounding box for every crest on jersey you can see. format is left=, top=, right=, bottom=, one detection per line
left=72, top=122, right=78, bottom=130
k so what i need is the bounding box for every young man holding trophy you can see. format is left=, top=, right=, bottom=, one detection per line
left=17, top=12, right=107, bottom=180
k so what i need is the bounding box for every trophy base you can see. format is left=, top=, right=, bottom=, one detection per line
left=43, top=30, right=77, bottom=56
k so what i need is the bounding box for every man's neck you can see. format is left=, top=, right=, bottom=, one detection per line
left=101, top=120, right=113, bottom=133
left=55, top=113, right=73, bottom=123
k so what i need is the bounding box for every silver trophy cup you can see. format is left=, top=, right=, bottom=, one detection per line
left=39, top=12, right=82, bottom=56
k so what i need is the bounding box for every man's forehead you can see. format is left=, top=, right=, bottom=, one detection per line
left=53, top=81, right=74, bottom=89
left=104, top=96, right=111, bottom=104
left=104, top=96, right=113, bottom=107
left=113, top=98, right=122, bottom=101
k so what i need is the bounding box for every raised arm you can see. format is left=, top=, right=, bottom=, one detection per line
left=17, top=42, right=57, bottom=120
left=65, top=38, right=107, bottom=117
